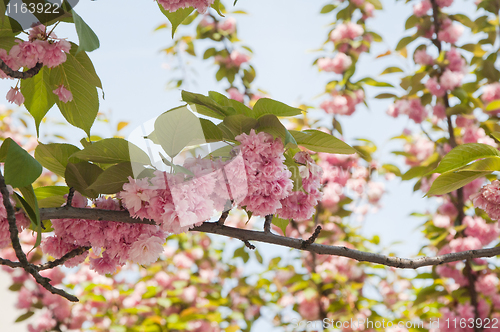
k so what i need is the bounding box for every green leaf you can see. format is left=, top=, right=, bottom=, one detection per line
left=87, top=162, right=133, bottom=194
left=20, top=67, right=57, bottom=136
left=251, top=98, right=302, bottom=119
left=272, top=215, right=289, bottom=235
left=72, top=10, right=100, bottom=53
left=290, top=130, right=356, bottom=154
left=491, top=132, right=500, bottom=142
left=35, top=143, right=81, bottom=177
left=456, top=156, right=500, bottom=172
left=199, top=118, right=224, bottom=142
left=320, top=4, right=336, bottom=13
left=182, top=90, right=231, bottom=119
left=223, top=114, right=258, bottom=136
left=233, top=246, right=250, bottom=263
left=34, top=186, right=69, bottom=208
left=431, top=143, right=500, bottom=174
left=154, top=106, right=206, bottom=158
left=159, top=5, right=194, bottom=37
left=375, top=93, right=397, bottom=99
left=0, top=138, right=42, bottom=188
left=486, top=99, right=500, bottom=111
left=71, top=138, right=151, bottom=164
left=358, top=77, right=394, bottom=88
left=396, top=36, right=414, bottom=51
left=51, top=44, right=100, bottom=136
left=65, top=162, right=104, bottom=199
left=380, top=66, right=404, bottom=75
left=67, top=43, right=102, bottom=89
left=427, top=171, right=490, bottom=196
left=15, top=311, right=34, bottom=323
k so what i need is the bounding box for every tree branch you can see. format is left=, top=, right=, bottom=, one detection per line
left=36, top=206, right=500, bottom=269
left=0, top=59, right=43, bottom=79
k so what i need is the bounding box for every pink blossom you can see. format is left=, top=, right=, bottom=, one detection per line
left=471, top=180, right=500, bottom=221
left=317, top=53, right=352, bottom=74
left=41, top=39, right=71, bottom=68
left=425, top=77, right=446, bottom=97
left=218, top=17, right=236, bottom=34
left=434, top=214, right=452, bottom=228
left=0, top=49, right=20, bottom=79
left=128, top=234, right=164, bottom=265
left=6, top=87, right=24, bottom=106
left=437, top=19, right=464, bottom=44
left=446, top=48, right=466, bottom=72
left=53, top=85, right=73, bottom=103
left=464, top=215, right=500, bottom=245
left=321, top=90, right=363, bottom=116
left=9, top=39, right=46, bottom=68
left=330, top=22, right=364, bottom=43
left=157, top=0, right=214, bottom=13
left=436, top=0, right=454, bottom=7
left=89, top=255, right=118, bottom=275
left=229, top=50, right=249, bottom=67
left=476, top=274, right=499, bottom=296
left=433, top=103, right=446, bottom=119
left=482, top=82, right=500, bottom=103
left=414, top=49, right=434, bottom=66
left=235, top=129, right=293, bottom=216
left=439, top=69, right=463, bottom=91
left=413, top=0, right=432, bottom=16
left=227, top=87, right=244, bottom=102
left=298, top=296, right=320, bottom=320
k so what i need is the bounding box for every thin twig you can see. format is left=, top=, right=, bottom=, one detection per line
left=64, top=187, right=75, bottom=207
left=301, top=225, right=322, bottom=249
left=243, top=240, right=255, bottom=250
left=217, top=210, right=230, bottom=226
left=37, top=246, right=91, bottom=271
left=264, top=214, right=272, bottom=233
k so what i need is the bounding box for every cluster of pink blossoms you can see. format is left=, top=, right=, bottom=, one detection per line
left=317, top=53, right=352, bottom=74
left=234, top=129, right=294, bottom=216
left=386, top=98, right=428, bottom=123
left=215, top=50, right=250, bottom=68
left=121, top=154, right=247, bottom=233
left=42, top=193, right=167, bottom=275
left=425, top=48, right=466, bottom=97
left=320, top=90, right=364, bottom=116
left=471, top=180, right=500, bottom=221
left=0, top=24, right=73, bottom=106
left=413, top=0, right=453, bottom=17
left=481, top=82, right=500, bottom=113
left=277, top=151, right=323, bottom=221
left=157, top=0, right=214, bottom=13
left=329, top=22, right=364, bottom=43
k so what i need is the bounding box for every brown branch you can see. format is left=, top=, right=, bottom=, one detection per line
left=0, top=170, right=79, bottom=302
left=35, top=206, right=500, bottom=269
left=0, top=257, right=23, bottom=269
left=0, top=59, right=42, bottom=79
left=37, top=246, right=91, bottom=271
left=465, top=260, right=482, bottom=332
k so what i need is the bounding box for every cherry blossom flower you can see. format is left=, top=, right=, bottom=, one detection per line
left=53, top=85, right=73, bottom=103
left=6, top=87, right=24, bottom=106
